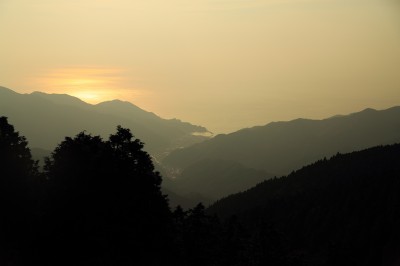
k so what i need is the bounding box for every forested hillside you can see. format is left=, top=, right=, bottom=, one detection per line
left=208, top=144, right=400, bottom=266
left=1, top=116, right=400, bottom=265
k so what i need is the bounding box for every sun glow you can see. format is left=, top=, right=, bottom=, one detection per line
left=70, top=91, right=101, bottom=102
left=34, top=66, right=143, bottom=104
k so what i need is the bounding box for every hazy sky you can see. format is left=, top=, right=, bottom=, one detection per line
left=1, top=0, right=400, bottom=133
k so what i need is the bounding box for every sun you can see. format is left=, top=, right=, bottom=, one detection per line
left=70, top=90, right=101, bottom=103
left=33, top=66, right=150, bottom=106
left=35, top=67, right=124, bottom=104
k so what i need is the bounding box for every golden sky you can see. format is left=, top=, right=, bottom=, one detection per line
left=1, top=0, right=399, bottom=133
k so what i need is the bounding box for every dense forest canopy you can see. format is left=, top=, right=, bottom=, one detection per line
left=0, top=116, right=399, bottom=265
left=208, top=144, right=400, bottom=266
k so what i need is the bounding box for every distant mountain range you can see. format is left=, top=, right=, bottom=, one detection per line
left=0, top=86, right=210, bottom=160
left=162, top=106, right=400, bottom=205
left=163, top=106, right=400, bottom=176
left=2, top=86, right=400, bottom=208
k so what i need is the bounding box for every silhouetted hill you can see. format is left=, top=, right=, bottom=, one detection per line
left=208, top=144, right=400, bottom=265
left=164, top=159, right=271, bottom=205
left=31, top=91, right=89, bottom=108
left=163, top=106, right=400, bottom=175
left=94, top=99, right=208, bottom=153
left=0, top=86, right=210, bottom=159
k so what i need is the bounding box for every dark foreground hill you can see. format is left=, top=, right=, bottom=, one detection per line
left=0, top=86, right=209, bottom=159
left=208, top=144, right=400, bottom=266
left=163, top=106, right=400, bottom=176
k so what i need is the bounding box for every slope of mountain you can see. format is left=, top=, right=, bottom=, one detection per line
left=163, top=106, right=400, bottom=175
left=0, top=86, right=209, bottom=159
left=164, top=159, right=271, bottom=205
left=30, top=91, right=90, bottom=108
left=93, top=100, right=208, bottom=154
left=207, top=144, right=400, bottom=265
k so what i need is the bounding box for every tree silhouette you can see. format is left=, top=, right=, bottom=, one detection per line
left=0, top=117, right=38, bottom=264
left=3, top=117, right=400, bottom=266
left=41, top=127, right=172, bottom=265
left=0, top=116, right=38, bottom=182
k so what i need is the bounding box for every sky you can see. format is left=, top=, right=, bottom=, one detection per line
left=1, top=0, right=400, bottom=133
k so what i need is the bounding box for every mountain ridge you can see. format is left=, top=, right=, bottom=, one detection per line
left=0, top=86, right=210, bottom=159
left=163, top=105, right=400, bottom=175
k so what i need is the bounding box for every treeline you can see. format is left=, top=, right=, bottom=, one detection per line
left=1, top=117, right=171, bottom=265
left=208, top=144, right=400, bottom=266
left=1, top=116, right=283, bottom=266
left=1, top=116, right=400, bottom=265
